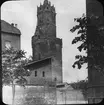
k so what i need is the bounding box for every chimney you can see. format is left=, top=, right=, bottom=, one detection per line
left=11, top=23, right=18, bottom=28
left=11, top=23, right=14, bottom=27
left=15, top=24, right=17, bottom=28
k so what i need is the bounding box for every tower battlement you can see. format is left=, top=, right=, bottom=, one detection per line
left=37, top=0, right=56, bottom=14
left=32, top=0, right=62, bottom=62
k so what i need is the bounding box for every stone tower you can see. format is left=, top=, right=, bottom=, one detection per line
left=32, top=0, right=62, bottom=65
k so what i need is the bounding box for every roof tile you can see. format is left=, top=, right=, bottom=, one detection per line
left=1, top=20, right=21, bottom=35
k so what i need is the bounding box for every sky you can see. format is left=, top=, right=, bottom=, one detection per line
left=1, top=0, right=87, bottom=83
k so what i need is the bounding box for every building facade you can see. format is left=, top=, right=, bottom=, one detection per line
left=86, top=0, right=104, bottom=103
left=1, top=20, right=21, bottom=50
left=25, top=0, right=63, bottom=85
left=25, top=57, right=57, bottom=86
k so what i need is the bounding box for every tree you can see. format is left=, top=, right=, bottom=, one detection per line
left=70, top=14, right=104, bottom=73
left=2, top=47, right=32, bottom=105
left=70, top=79, right=88, bottom=100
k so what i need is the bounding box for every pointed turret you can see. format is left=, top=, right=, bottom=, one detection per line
left=37, top=0, right=56, bottom=14
left=44, top=0, right=48, bottom=5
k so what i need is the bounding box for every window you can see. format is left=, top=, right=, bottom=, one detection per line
left=5, top=41, right=11, bottom=49
left=35, top=71, right=37, bottom=77
left=42, top=71, right=45, bottom=77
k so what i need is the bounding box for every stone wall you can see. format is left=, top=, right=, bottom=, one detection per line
left=3, top=85, right=56, bottom=105
left=24, top=63, right=52, bottom=85
left=3, top=85, right=88, bottom=105
left=57, top=88, right=88, bottom=104
left=52, top=57, right=62, bottom=83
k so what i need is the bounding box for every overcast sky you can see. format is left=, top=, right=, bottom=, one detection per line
left=1, top=0, right=87, bottom=83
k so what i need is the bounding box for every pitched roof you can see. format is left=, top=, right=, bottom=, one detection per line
left=1, top=20, right=21, bottom=35
left=24, top=57, right=52, bottom=70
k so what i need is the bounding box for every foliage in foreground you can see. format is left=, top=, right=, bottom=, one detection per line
left=70, top=14, right=104, bottom=73
left=2, top=47, right=32, bottom=86
left=70, top=79, right=88, bottom=100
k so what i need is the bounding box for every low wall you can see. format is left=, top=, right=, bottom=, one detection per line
left=3, top=85, right=88, bottom=105
left=3, top=85, right=56, bottom=105
left=56, top=88, right=88, bottom=104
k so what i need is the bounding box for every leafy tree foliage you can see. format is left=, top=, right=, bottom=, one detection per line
left=2, top=47, right=32, bottom=86
left=70, top=79, right=88, bottom=90
left=70, top=14, right=104, bottom=72
left=70, top=79, right=88, bottom=100
left=2, top=47, right=33, bottom=105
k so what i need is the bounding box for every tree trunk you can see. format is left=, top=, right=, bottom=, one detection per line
left=12, top=82, right=15, bottom=105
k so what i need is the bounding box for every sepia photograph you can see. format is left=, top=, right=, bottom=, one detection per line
left=1, top=0, right=104, bottom=104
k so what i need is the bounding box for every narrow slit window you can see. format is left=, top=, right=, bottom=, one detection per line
left=42, top=71, right=45, bottom=77
left=35, top=71, right=37, bottom=77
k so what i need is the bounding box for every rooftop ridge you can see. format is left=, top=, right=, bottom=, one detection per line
left=1, top=20, right=21, bottom=35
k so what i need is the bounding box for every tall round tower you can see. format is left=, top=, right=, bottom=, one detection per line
left=31, top=0, right=63, bottom=83
left=36, top=0, right=56, bottom=38
left=32, top=0, right=62, bottom=62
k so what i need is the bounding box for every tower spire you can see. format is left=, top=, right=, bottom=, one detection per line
left=44, top=0, right=48, bottom=5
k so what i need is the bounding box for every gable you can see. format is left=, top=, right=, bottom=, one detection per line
left=1, top=20, right=21, bottom=35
